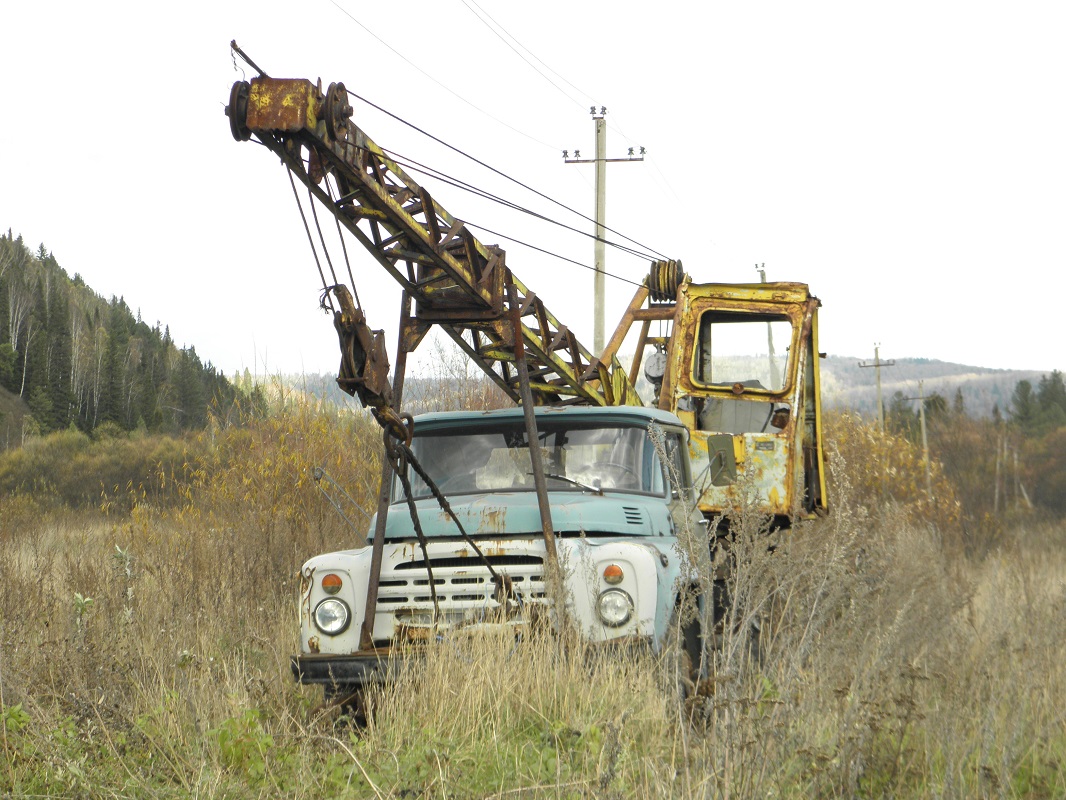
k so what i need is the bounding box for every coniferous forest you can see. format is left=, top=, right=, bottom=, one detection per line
left=0, top=230, right=237, bottom=442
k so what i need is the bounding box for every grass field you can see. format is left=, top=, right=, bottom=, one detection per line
left=0, top=408, right=1063, bottom=798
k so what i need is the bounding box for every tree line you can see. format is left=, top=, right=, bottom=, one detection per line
left=884, top=370, right=1066, bottom=523
left=0, top=230, right=239, bottom=441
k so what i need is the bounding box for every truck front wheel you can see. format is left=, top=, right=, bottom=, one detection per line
left=664, top=600, right=704, bottom=715
left=323, top=685, right=371, bottom=727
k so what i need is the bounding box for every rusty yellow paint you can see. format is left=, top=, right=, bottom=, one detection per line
left=668, top=280, right=826, bottom=520
left=682, top=282, right=814, bottom=304
left=689, top=431, right=791, bottom=516
left=678, top=284, right=809, bottom=397
left=246, top=78, right=319, bottom=133
left=808, top=311, right=829, bottom=514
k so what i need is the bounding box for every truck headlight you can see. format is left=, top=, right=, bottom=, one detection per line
left=313, top=598, right=352, bottom=636
left=596, top=589, right=633, bottom=628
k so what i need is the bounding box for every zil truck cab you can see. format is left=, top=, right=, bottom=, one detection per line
left=291, top=405, right=704, bottom=697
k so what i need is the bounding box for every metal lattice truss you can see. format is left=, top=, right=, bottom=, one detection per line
left=234, top=77, right=642, bottom=407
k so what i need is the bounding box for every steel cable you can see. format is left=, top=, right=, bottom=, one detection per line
left=346, top=89, right=671, bottom=261
left=287, top=168, right=334, bottom=311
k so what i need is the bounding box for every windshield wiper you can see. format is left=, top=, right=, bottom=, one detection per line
left=534, top=472, right=603, bottom=496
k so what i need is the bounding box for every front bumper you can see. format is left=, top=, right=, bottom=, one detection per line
left=291, top=651, right=406, bottom=688
left=291, top=633, right=654, bottom=691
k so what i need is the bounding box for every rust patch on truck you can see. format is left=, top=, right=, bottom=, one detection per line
left=479, top=507, right=506, bottom=533
left=663, top=281, right=825, bottom=520
left=300, top=567, right=315, bottom=626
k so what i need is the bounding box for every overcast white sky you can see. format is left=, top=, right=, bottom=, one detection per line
left=2, top=0, right=1063, bottom=378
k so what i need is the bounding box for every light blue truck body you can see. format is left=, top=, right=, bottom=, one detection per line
left=292, top=405, right=703, bottom=690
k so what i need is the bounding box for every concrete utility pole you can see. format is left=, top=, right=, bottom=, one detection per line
left=564, top=108, right=643, bottom=355
left=901, top=381, right=935, bottom=503
left=917, top=381, right=933, bottom=502
left=993, top=434, right=1003, bottom=513
left=859, top=344, right=896, bottom=431
left=756, top=264, right=778, bottom=386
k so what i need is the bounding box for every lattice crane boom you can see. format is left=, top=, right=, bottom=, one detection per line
left=227, top=74, right=643, bottom=408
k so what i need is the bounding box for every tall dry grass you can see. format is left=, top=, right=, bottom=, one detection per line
left=0, top=402, right=1063, bottom=798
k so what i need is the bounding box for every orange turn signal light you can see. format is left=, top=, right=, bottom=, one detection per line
left=321, top=573, right=343, bottom=594
left=603, top=564, right=624, bottom=585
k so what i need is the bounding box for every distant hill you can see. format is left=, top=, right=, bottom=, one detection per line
left=820, top=356, right=1042, bottom=418
left=286, top=371, right=506, bottom=415
left=289, top=353, right=1042, bottom=422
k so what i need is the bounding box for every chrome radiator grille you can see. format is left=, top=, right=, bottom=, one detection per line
left=378, top=553, right=546, bottom=607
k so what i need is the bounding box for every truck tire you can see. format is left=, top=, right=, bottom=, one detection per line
left=664, top=600, right=704, bottom=710
left=323, top=685, right=371, bottom=728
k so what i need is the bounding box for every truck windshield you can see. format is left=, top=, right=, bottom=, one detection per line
left=395, top=421, right=666, bottom=500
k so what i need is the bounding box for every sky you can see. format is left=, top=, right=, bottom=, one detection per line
left=1, top=0, right=1063, bottom=380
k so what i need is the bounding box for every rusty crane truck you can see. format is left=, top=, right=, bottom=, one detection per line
left=225, top=48, right=827, bottom=706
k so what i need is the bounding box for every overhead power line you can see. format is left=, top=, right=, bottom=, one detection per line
left=448, top=3, right=683, bottom=254
left=324, top=3, right=675, bottom=275
left=461, top=221, right=644, bottom=289
left=456, top=0, right=653, bottom=159
left=382, top=146, right=662, bottom=262
left=458, top=0, right=594, bottom=111
left=262, top=118, right=655, bottom=296
left=347, top=90, right=671, bottom=261
left=328, top=0, right=559, bottom=152
left=296, top=147, right=645, bottom=292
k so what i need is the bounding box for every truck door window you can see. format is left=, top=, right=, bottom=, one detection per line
left=661, top=433, right=686, bottom=496
left=694, top=311, right=792, bottom=391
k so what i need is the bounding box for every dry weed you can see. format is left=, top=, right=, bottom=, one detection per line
left=0, top=403, right=1063, bottom=797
